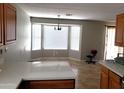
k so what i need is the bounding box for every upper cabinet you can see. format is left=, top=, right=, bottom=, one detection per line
left=0, top=3, right=16, bottom=46
left=0, top=4, right=4, bottom=46
left=4, top=4, right=16, bottom=44
left=115, top=13, right=124, bottom=46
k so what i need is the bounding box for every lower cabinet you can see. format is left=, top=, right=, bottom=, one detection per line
left=109, top=71, right=121, bottom=89
left=100, top=65, right=109, bottom=88
left=18, top=79, right=75, bottom=89
left=100, top=65, right=122, bottom=89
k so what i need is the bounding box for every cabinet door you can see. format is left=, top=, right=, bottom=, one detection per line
left=4, top=4, right=16, bottom=44
left=100, top=66, right=109, bottom=89
left=115, top=14, right=124, bottom=46
left=0, top=4, right=3, bottom=46
left=109, top=71, right=121, bottom=89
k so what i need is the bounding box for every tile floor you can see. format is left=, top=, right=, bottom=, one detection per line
left=68, top=59, right=100, bottom=89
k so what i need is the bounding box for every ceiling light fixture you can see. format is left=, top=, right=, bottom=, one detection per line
left=54, top=15, right=62, bottom=31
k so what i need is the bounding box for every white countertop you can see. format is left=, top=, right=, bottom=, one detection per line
left=99, top=60, right=124, bottom=78
left=0, top=61, right=76, bottom=89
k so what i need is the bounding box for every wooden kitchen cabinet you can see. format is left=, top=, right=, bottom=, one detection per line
left=109, top=71, right=121, bottom=89
left=0, top=3, right=16, bottom=46
left=100, top=65, right=109, bottom=89
left=115, top=13, right=124, bottom=46
left=3, top=4, right=16, bottom=44
left=0, top=4, right=4, bottom=46
left=100, top=65, right=122, bottom=89
left=18, top=79, right=75, bottom=89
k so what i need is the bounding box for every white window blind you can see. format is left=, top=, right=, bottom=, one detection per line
left=44, top=25, right=68, bottom=49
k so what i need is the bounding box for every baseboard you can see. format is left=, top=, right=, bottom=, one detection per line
left=68, top=57, right=82, bottom=61
left=30, top=57, right=69, bottom=61
left=30, top=57, right=101, bottom=62
left=40, top=57, right=68, bottom=60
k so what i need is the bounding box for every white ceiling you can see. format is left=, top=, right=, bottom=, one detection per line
left=17, top=3, right=124, bottom=22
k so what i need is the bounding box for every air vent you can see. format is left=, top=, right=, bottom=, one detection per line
left=66, top=13, right=72, bottom=16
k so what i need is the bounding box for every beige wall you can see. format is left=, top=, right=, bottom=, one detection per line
left=81, top=21, right=106, bottom=60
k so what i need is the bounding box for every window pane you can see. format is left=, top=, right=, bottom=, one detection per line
left=32, top=24, right=41, bottom=50
left=44, top=25, right=68, bottom=49
left=70, top=26, right=80, bottom=51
